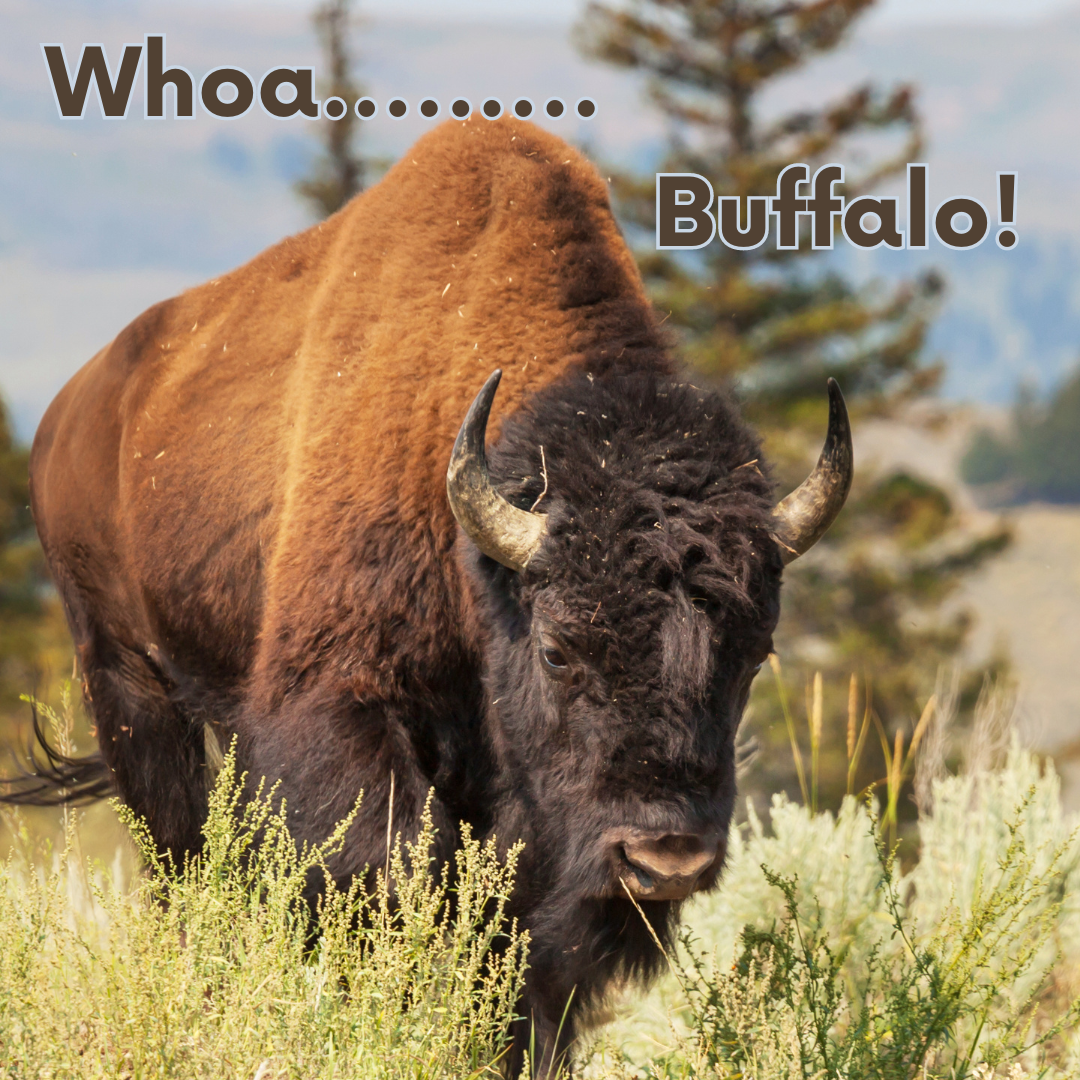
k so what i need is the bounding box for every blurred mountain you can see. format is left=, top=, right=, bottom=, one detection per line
left=1, top=0, right=1079, bottom=436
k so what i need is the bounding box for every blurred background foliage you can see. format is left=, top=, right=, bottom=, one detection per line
left=962, top=360, right=1080, bottom=504
left=0, top=398, right=77, bottom=860
left=295, top=0, right=370, bottom=217
left=0, top=405, right=71, bottom=717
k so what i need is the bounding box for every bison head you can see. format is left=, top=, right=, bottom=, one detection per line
left=446, top=368, right=851, bottom=915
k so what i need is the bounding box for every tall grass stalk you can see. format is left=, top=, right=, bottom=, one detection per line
left=808, top=671, right=823, bottom=814
left=770, top=654, right=809, bottom=808
left=845, top=674, right=873, bottom=799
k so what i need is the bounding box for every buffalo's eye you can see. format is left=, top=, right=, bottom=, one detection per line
left=542, top=645, right=568, bottom=670
left=537, top=627, right=577, bottom=683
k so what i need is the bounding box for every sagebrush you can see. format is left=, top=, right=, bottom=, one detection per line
left=0, top=724, right=527, bottom=1079
left=583, top=744, right=1080, bottom=1079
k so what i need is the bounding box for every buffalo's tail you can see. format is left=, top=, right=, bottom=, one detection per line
left=0, top=703, right=113, bottom=806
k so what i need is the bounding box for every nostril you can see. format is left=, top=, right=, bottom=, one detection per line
left=617, top=845, right=655, bottom=888
left=620, top=832, right=720, bottom=884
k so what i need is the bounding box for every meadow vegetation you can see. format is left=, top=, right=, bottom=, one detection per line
left=1, top=686, right=1078, bottom=1079
left=0, top=698, right=528, bottom=1079
left=582, top=747, right=1080, bottom=1078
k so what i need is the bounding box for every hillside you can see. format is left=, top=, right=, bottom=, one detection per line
left=858, top=405, right=1080, bottom=805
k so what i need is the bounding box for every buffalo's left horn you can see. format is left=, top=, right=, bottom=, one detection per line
left=771, top=378, right=854, bottom=564
left=447, top=370, right=548, bottom=572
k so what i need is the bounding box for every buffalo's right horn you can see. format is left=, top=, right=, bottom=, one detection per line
left=447, top=370, right=548, bottom=572
left=771, top=378, right=854, bottom=563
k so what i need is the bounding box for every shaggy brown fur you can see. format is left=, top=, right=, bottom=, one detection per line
left=16, top=116, right=784, bottom=1075
left=30, top=114, right=667, bottom=839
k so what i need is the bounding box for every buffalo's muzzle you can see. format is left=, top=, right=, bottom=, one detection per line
left=607, top=829, right=722, bottom=901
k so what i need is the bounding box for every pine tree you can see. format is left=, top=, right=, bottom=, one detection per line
left=296, top=0, right=370, bottom=218
left=576, top=0, right=1010, bottom=810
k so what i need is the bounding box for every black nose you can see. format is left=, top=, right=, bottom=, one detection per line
left=607, top=829, right=722, bottom=901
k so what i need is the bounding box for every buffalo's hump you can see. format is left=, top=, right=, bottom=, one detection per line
left=30, top=116, right=671, bottom=708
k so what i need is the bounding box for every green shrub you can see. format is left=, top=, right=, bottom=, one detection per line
left=0, top=727, right=527, bottom=1079
left=583, top=746, right=1080, bottom=1079
left=4, top=700, right=1079, bottom=1079
left=961, top=428, right=1014, bottom=487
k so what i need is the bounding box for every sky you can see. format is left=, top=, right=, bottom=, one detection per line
left=868, top=0, right=1077, bottom=23
left=149, top=0, right=1080, bottom=25
left=3, top=0, right=1079, bottom=435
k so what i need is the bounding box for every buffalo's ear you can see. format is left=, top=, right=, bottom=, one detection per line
left=447, top=370, right=548, bottom=572
left=771, top=379, right=853, bottom=563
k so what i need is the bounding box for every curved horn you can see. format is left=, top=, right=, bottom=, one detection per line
left=447, top=370, right=548, bottom=572
left=772, top=378, right=854, bottom=564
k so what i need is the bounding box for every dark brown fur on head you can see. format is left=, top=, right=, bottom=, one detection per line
left=467, top=370, right=781, bottom=1058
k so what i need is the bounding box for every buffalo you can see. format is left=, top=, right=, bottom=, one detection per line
left=4, top=116, right=852, bottom=1074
